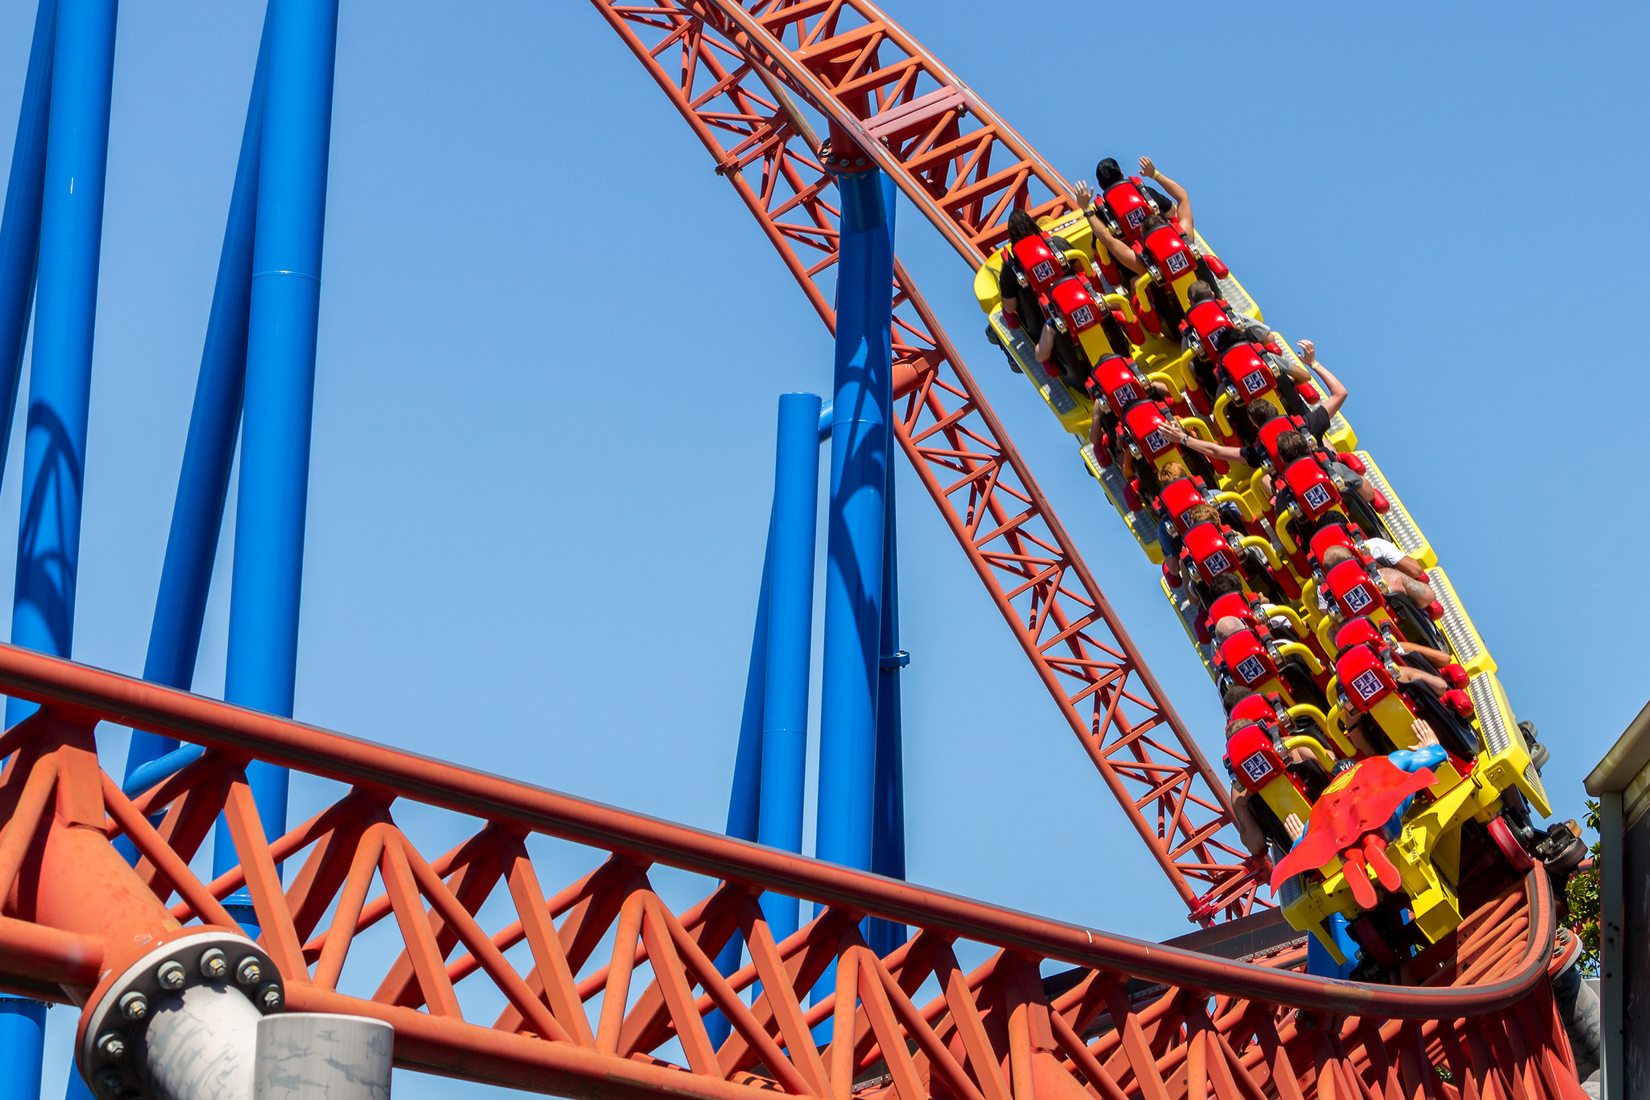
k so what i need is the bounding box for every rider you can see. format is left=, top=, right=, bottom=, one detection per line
left=1166, top=340, right=1351, bottom=460
left=1320, top=542, right=1437, bottom=607
left=1077, top=155, right=1194, bottom=249
left=995, top=208, right=1081, bottom=337
left=1273, top=430, right=1386, bottom=514
left=1179, top=282, right=1279, bottom=402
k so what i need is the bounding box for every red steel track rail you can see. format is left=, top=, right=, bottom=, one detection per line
left=588, top=0, right=1257, bottom=923
left=0, top=645, right=1588, bottom=1098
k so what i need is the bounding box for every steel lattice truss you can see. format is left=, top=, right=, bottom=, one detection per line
left=589, top=0, right=1257, bottom=923
left=0, top=648, right=1589, bottom=1099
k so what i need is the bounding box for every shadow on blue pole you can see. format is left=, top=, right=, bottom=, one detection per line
left=867, top=450, right=906, bottom=957
left=0, top=0, right=57, bottom=489
left=813, top=167, right=896, bottom=1034
left=6, top=0, right=118, bottom=725
left=213, top=0, right=340, bottom=928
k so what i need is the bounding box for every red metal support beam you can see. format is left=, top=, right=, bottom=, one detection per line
left=0, top=644, right=1592, bottom=1098
left=587, top=0, right=1257, bottom=924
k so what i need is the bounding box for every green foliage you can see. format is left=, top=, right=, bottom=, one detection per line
left=1565, top=799, right=1604, bottom=975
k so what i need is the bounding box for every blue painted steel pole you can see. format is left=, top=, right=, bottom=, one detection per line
left=122, top=13, right=268, bottom=782
left=0, top=0, right=118, bottom=1093
left=707, top=532, right=772, bottom=1048
left=756, top=391, right=821, bottom=942
left=213, top=0, right=339, bottom=892
left=867, top=453, right=907, bottom=957
left=0, top=0, right=57, bottom=487
left=811, top=169, right=894, bottom=1035
left=4, top=0, right=118, bottom=727
left=0, top=997, right=46, bottom=1100
left=815, top=168, right=895, bottom=879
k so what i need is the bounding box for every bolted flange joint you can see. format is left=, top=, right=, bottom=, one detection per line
left=76, top=930, right=283, bottom=1100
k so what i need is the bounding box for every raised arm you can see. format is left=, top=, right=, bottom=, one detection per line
left=1141, top=156, right=1193, bottom=237
left=1297, top=339, right=1348, bottom=417
left=1162, top=418, right=1249, bottom=465
left=1095, top=220, right=1143, bottom=274
left=1088, top=397, right=1107, bottom=450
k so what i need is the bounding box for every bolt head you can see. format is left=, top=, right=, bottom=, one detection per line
left=235, top=957, right=262, bottom=986
left=257, top=983, right=283, bottom=1012
left=117, top=992, right=147, bottom=1021
left=96, top=1032, right=126, bottom=1061
left=157, top=960, right=186, bottom=990
left=199, top=948, right=228, bottom=980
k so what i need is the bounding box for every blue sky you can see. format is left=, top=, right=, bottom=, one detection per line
left=2, top=1, right=1647, bottom=1096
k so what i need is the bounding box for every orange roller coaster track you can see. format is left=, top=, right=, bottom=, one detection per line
left=0, top=645, right=1589, bottom=1098
left=0, top=2, right=1593, bottom=1095
left=589, top=0, right=1259, bottom=924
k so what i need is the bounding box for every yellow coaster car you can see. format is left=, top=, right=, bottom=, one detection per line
left=968, top=197, right=1576, bottom=977
left=1274, top=673, right=1552, bottom=973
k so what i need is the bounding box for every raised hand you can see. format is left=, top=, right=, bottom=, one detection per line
left=1138, top=155, right=1157, bottom=179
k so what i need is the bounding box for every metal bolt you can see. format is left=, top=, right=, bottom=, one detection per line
left=117, top=992, right=147, bottom=1021
left=199, top=948, right=228, bottom=980
left=96, top=1032, right=126, bottom=1061
left=95, top=1069, right=123, bottom=1096
left=257, top=983, right=283, bottom=1012
left=235, top=957, right=262, bottom=986
left=156, top=960, right=186, bottom=990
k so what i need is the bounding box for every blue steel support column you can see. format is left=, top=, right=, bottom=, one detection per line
left=710, top=393, right=824, bottom=1046
left=1, top=0, right=118, bottom=1094
left=0, top=0, right=57, bottom=485
left=815, top=168, right=895, bottom=880
left=867, top=452, right=907, bottom=957
left=213, top=0, right=339, bottom=895
left=0, top=997, right=46, bottom=1100
left=706, top=533, right=771, bottom=1046
left=756, top=392, right=821, bottom=941
left=5, top=0, right=118, bottom=726
left=122, top=14, right=268, bottom=783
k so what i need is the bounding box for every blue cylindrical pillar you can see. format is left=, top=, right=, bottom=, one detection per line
left=123, top=12, right=268, bottom=781
left=5, top=0, right=119, bottom=727
left=0, top=997, right=46, bottom=1100
left=1, top=0, right=118, bottom=1090
left=723, top=543, right=772, bottom=850
left=867, top=452, right=906, bottom=957
left=815, top=169, right=895, bottom=878
left=707, top=528, right=773, bottom=1048
left=756, top=392, right=821, bottom=942
left=214, top=0, right=339, bottom=888
left=0, top=0, right=57, bottom=485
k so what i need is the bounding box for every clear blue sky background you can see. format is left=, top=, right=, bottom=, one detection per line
left=2, top=2, right=1647, bottom=1096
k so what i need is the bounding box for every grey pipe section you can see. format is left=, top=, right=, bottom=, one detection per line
left=142, top=983, right=261, bottom=1100
left=254, top=1014, right=391, bottom=1099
